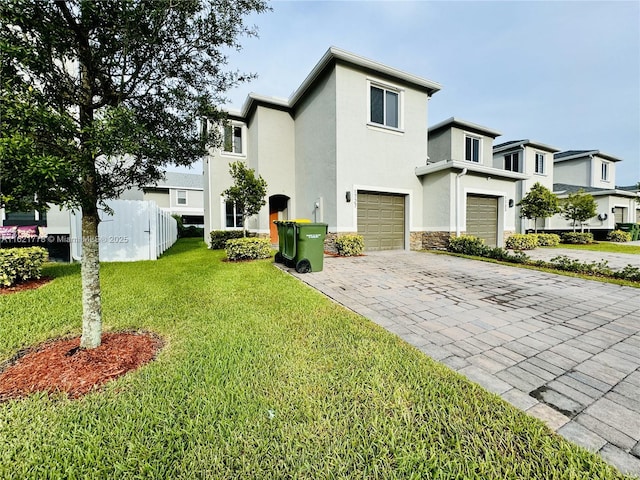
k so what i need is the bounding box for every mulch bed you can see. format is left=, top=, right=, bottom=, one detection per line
left=0, top=277, right=52, bottom=295
left=0, top=332, right=163, bottom=402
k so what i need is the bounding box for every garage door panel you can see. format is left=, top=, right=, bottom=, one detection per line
left=357, top=192, right=405, bottom=251
left=466, top=195, right=498, bottom=247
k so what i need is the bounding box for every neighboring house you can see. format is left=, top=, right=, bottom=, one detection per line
left=490, top=144, right=639, bottom=235
left=204, top=47, right=525, bottom=250
left=549, top=151, right=637, bottom=234
left=416, top=118, right=527, bottom=248
left=123, top=172, right=205, bottom=226
left=492, top=140, right=560, bottom=233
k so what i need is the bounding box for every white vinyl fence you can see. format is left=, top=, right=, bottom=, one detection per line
left=70, top=200, right=178, bottom=262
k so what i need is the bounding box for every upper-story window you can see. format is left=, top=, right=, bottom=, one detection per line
left=504, top=152, right=520, bottom=172
left=177, top=190, right=187, bottom=205
left=223, top=123, right=244, bottom=155
left=601, top=161, right=609, bottom=181
left=535, top=152, right=545, bottom=174
left=464, top=134, right=481, bottom=163
left=369, top=82, right=401, bottom=129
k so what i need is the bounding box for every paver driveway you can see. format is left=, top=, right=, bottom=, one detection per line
left=283, top=251, right=640, bottom=476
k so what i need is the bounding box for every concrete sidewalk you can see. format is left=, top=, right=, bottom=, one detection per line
left=280, top=251, right=640, bottom=476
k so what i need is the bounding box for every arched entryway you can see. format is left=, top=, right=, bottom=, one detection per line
left=269, top=195, right=290, bottom=242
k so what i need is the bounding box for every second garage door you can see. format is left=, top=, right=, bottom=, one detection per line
left=357, top=192, right=405, bottom=251
left=466, top=195, right=498, bottom=247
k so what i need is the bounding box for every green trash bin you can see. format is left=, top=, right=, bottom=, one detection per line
left=273, top=221, right=286, bottom=263
left=277, top=221, right=327, bottom=273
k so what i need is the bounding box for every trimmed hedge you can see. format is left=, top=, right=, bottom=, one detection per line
left=225, top=238, right=272, bottom=261
left=335, top=234, right=364, bottom=257
left=447, top=235, right=488, bottom=256
left=607, top=230, right=631, bottom=243
left=505, top=234, right=538, bottom=250
left=561, top=232, right=594, bottom=244
left=0, top=247, right=48, bottom=287
left=447, top=235, right=529, bottom=264
left=209, top=230, right=245, bottom=249
left=536, top=233, right=560, bottom=247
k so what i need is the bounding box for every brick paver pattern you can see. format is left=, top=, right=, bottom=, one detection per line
left=283, top=251, right=640, bottom=477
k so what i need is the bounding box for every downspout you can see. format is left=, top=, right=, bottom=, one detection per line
left=455, top=168, right=468, bottom=236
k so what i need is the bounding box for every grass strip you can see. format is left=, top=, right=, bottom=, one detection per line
left=0, top=239, right=631, bottom=479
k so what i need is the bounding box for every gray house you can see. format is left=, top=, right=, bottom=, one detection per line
left=204, top=48, right=525, bottom=250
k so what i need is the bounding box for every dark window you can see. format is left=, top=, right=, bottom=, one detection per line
left=370, top=85, right=399, bottom=128
left=505, top=152, right=520, bottom=172
left=465, top=136, right=480, bottom=163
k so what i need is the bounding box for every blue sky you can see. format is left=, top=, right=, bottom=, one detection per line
left=185, top=0, right=640, bottom=186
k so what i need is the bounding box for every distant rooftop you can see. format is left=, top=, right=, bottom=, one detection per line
left=146, top=172, right=203, bottom=190
left=554, top=150, right=622, bottom=163
left=553, top=183, right=638, bottom=197
left=429, top=117, right=501, bottom=138
left=493, top=139, right=560, bottom=153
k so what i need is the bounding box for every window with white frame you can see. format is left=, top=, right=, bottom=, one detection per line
left=225, top=201, right=243, bottom=228
left=369, top=83, right=400, bottom=129
left=176, top=190, right=187, bottom=205
left=464, top=135, right=481, bottom=163
left=223, top=123, right=244, bottom=154
left=535, top=152, right=545, bottom=174
left=504, top=152, right=520, bottom=172
left=601, top=161, right=609, bottom=181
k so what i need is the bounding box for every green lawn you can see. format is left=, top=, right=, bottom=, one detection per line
left=0, top=239, right=630, bottom=479
left=545, top=242, right=640, bottom=254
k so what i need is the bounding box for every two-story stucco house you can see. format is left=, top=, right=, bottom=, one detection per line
left=205, top=47, right=443, bottom=251
left=204, top=47, right=526, bottom=250
left=416, top=118, right=527, bottom=248
left=492, top=140, right=560, bottom=233
left=490, top=144, right=638, bottom=236
left=550, top=150, right=638, bottom=233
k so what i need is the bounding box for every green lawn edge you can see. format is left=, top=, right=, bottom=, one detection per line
left=0, top=239, right=632, bottom=479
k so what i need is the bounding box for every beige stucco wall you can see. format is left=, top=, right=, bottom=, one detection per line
left=252, top=106, right=296, bottom=234
left=334, top=63, right=429, bottom=237
left=294, top=68, right=338, bottom=225
left=145, top=190, right=170, bottom=209
left=449, top=127, right=494, bottom=166
left=553, top=158, right=590, bottom=186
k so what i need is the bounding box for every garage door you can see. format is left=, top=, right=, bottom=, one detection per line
left=357, top=192, right=405, bottom=251
left=613, top=207, right=624, bottom=225
left=466, top=195, right=498, bottom=247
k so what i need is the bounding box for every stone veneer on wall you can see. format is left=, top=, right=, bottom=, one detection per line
left=421, top=231, right=453, bottom=250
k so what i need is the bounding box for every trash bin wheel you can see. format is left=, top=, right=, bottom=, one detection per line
left=274, top=252, right=283, bottom=264
left=295, top=259, right=311, bottom=274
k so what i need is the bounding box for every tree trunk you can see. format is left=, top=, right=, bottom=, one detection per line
left=80, top=209, right=102, bottom=349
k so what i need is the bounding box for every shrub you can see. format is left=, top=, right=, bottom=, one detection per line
left=447, top=235, right=489, bottom=256
left=613, top=265, right=640, bottom=282
left=0, top=247, right=48, bottom=287
left=607, top=230, right=631, bottom=243
left=209, top=230, right=245, bottom=249
left=485, top=247, right=530, bottom=264
left=505, top=234, right=538, bottom=250
left=560, top=232, right=594, bottom=244
left=548, top=255, right=612, bottom=276
left=335, top=234, right=364, bottom=257
left=536, top=233, right=560, bottom=247
left=225, top=238, right=272, bottom=261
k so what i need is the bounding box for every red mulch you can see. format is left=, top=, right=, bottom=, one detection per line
left=0, top=332, right=163, bottom=402
left=0, top=277, right=53, bottom=295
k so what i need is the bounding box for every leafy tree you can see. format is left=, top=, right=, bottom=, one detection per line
left=222, top=161, right=267, bottom=237
left=560, top=189, right=597, bottom=232
left=517, top=182, right=560, bottom=233
left=0, top=0, right=268, bottom=348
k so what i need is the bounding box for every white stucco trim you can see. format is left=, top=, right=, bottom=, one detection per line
left=415, top=159, right=529, bottom=181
